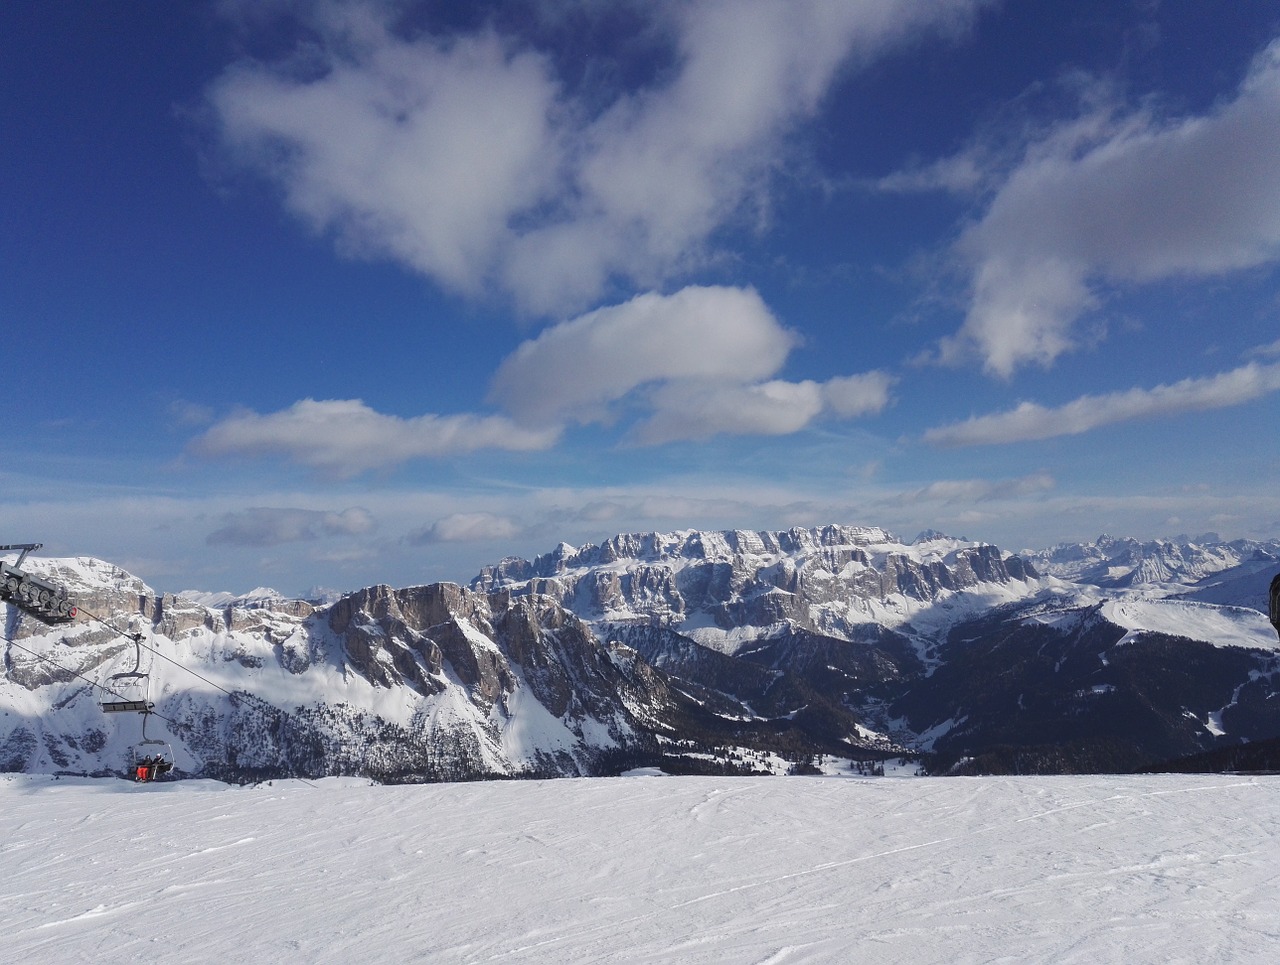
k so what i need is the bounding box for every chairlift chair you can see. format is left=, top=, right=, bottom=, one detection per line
left=100, top=633, right=155, bottom=715
left=129, top=712, right=174, bottom=783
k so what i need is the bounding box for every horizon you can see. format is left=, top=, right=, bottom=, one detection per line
left=5, top=1, right=1279, bottom=597
left=8, top=522, right=1274, bottom=601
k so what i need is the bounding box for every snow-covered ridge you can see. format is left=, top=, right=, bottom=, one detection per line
left=174, top=586, right=289, bottom=609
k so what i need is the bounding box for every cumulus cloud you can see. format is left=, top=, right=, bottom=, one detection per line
left=632, top=379, right=826, bottom=445
left=408, top=512, right=521, bottom=545
left=822, top=371, right=897, bottom=418
left=488, top=286, right=797, bottom=424
left=207, top=506, right=374, bottom=547
left=489, top=284, right=894, bottom=444
left=191, top=398, right=558, bottom=475
left=924, top=360, right=1280, bottom=447
left=936, top=36, right=1280, bottom=376
left=209, top=0, right=989, bottom=314
left=187, top=287, right=892, bottom=473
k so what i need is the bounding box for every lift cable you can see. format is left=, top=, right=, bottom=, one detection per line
left=0, top=628, right=185, bottom=733
left=75, top=604, right=246, bottom=708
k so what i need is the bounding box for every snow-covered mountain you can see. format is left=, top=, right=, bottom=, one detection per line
left=474, top=526, right=1280, bottom=773
left=4, top=526, right=1280, bottom=780
left=1, top=556, right=678, bottom=782
left=473, top=525, right=1040, bottom=654
left=1027, top=533, right=1280, bottom=592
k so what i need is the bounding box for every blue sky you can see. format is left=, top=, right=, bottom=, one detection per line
left=3, top=0, right=1279, bottom=596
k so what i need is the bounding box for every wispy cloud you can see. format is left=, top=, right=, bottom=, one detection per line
left=207, top=506, right=374, bottom=547
left=900, top=473, right=1056, bottom=503
left=920, top=37, right=1280, bottom=376
left=924, top=360, right=1280, bottom=447
left=408, top=512, right=522, bottom=545
left=209, top=0, right=990, bottom=315
left=191, top=399, right=559, bottom=475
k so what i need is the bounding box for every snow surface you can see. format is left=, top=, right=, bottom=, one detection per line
left=4, top=772, right=1278, bottom=963
left=1100, top=597, right=1280, bottom=651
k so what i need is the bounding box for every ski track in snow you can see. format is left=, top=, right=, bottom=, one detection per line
left=2, top=773, right=1278, bottom=963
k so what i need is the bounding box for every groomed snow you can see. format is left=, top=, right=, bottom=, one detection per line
left=3, top=773, right=1277, bottom=963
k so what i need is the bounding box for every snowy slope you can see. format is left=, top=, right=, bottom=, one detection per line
left=3, top=772, right=1277, bottom=964
left=1101, top=596, right=1279, bottom=650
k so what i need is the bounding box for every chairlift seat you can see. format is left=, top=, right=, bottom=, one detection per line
left=102, top=699, right=154, bottom=713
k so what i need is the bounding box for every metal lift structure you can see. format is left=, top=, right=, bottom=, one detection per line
left=1, top=543, right=77, bottom=624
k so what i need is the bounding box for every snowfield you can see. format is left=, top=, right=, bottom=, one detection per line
left=3, top=773, right=1278, bottom=963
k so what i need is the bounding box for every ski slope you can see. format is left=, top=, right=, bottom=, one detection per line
left=4, top=773, right=1277, bottom=963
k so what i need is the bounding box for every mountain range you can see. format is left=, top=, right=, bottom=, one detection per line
left=3, top=526, right=1278, bottom=781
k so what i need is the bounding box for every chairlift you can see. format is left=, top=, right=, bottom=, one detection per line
left=99, top=630, right=176, bottom=781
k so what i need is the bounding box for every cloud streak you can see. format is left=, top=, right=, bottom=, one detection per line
left=207, top=506, right=375, bottom=547
left=924, top=360, right=1280, bottom=447
left=408, top=512, right=522, bottom=545
left=191, top=399, right=559, bottom=475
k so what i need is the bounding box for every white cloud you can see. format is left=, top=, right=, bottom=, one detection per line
left=901, top=473, right=1056, bottom=504
left=822, top=371, right=897, bottom=418
left=191, top=399, right=558, bottom=475
left=211, top=25, right=561, bottom=297
left=1251, top=337, right=1280, bottom=359
left=188, top=286, right=893, bottom=472
left=939, top=36, right=1280, bottom=376
left=207, top=506, right=375, bottom=547
left=487, top=285, right=797, bottom=424
left=210, top=0, right=990, bottom=315
left=924, top=360, right=1280, bottom=447
left=408, top=512, right=521, bottom=545
left=489, top=284, right=895, bottom=443
left=632, top=379, right=826, bottom=445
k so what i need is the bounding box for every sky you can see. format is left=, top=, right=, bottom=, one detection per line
left=3, top=0, right=1280, bottom=597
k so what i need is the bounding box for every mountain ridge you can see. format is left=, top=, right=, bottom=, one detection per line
left=4, top=525, right=1279, bottom=781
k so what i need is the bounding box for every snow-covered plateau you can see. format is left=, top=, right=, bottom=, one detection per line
left=3, top=771, right=1277, bottom=963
